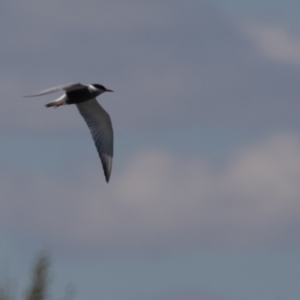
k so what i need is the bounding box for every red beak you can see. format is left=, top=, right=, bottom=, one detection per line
left=105, top=88, right=114, bottom=92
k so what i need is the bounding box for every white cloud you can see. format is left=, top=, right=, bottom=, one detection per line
left=2, top=133, right=300, bottom=255
left=246, top=22, right=300, bottom=65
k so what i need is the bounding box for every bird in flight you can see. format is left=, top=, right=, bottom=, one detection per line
left=24, top=83, right=114, bottom=182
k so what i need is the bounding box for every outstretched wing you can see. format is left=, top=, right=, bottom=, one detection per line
left=24, top=83, right=86, bottom=97
left=76, top=99, right=113, bottom=182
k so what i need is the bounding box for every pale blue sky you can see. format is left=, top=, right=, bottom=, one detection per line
left=2, top=1, right=300, bottom=300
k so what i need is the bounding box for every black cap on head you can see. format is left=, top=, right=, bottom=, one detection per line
left=92, top=84, right=106, bottom=90
left=92, top=84, right=113, bottom=92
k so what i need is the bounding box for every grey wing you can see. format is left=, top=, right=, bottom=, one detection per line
left=76, top=99, right=113, bottom=182
left=24, top=83, right=86, bottom=97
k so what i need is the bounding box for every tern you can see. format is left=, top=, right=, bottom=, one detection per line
left=24, top=83, right=114, bottom=182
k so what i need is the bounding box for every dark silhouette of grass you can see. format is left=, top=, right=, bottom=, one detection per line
left=1, top=252, right=75, bottom=300
left=25, top=253, right=49, bottom=300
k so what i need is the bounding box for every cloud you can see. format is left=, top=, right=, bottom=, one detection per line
left=246, top=22, right=300, bottom=65
left=2, top=133, right=300, bottom=255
